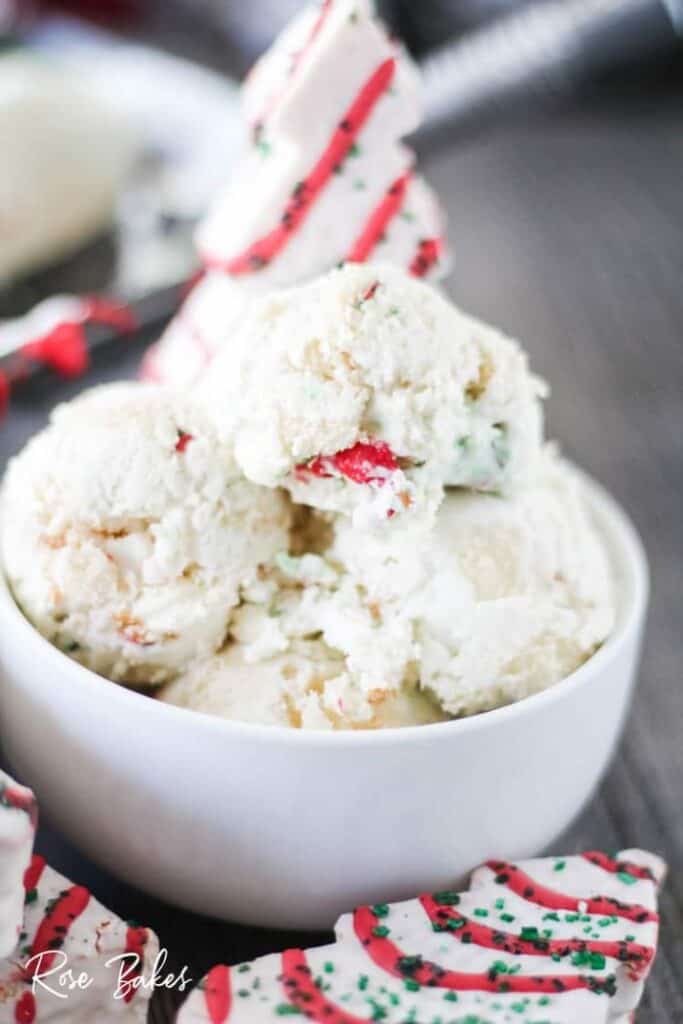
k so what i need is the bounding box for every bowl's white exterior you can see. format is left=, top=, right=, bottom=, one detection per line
left=0, top=476, right=648, bottom=930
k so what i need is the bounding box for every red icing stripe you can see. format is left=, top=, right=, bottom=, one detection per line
left=420, top=895, right=654, bottom=978
left=120, top=926, right=149, bottom=1004
left=281, top=949, right=369, bottom=1022
left=22, top=323, right=89, bottom=378
left=206, top=58, right=396, bottom=275
left=23, top=855, right=46, bottom=894
left=204, top=965, right=232, bottom=1024
left=14, top=992, right=36, bottom=1024
left=26, top=885, right=91, bottom=977
left=1, top=782, right=37, bottom=826
left=346, top=170, right=412, bottom=263
left=485, top=861, right=658, bottom=925
left=296, top=440, right=399, bottom=485
left=582, top=852, right=657, bottom=883
left=353, top=905, right=616, bottom=996
left=410, top=237, right=444, bottom=278
left=0, top=370, right=9, bottom=418
left=85, top=298, right=137, bottom=333
left=252, top=0, right=334, bottom=139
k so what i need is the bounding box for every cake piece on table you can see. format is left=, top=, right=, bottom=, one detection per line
left=0, top=854, right=159, bottom=1022
left=0, top=770, right=37, bottom=959
left=176, top=848, right=665, bottom=1023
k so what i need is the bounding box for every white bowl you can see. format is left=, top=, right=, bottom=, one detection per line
left=0, top=473, right=648, bottom=930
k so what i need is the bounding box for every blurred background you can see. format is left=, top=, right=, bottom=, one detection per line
left=1, top=0, right=682, bottom=330
left=1, top=3, right=682, bottom=1022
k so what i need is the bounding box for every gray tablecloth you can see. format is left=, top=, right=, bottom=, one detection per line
left=1, top=93, right=681, bottom=1021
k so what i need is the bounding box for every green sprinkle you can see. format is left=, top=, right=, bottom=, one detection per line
left=433, top=891, right=461, bottom=906
left=554, top=860, right=566, bottom=872
left=474, top=908, right=489, bottom=918
left=358, top=975, right=369, bottom=992
left=500, top=913, right=516, bottom=924
left=372, top=925, right=390, bottom=938
left=618, top=871, right=639, bottom=886
left=372, top=903, right=390, bottom=918
left=275, top=1006, right=302, bottom=1016
left=494, top=898, right=505, bottom=910
left=404, top=980, right=420, bottom=992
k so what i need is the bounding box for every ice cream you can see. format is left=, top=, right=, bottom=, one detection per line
left=160, top=450, right=613, bottom=727
left=142, top=0, right=448, bottom=386
left=1, top=383, right=291, bottom=686
left=159, top=600, right=447, bottom=731
left=176, top=847, right=665, bottom=1023
left=328, top=449, right=615, bottom=717
left=201, top=263, right=545, bottom=528
left=0, top=772, right=37, bottom=960
left=0, top=853, right=158, bottom=1022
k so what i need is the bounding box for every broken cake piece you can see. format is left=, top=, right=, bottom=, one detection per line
left=0, top=771, right=37, bottom=959
left=0, top=853, right=159, bottom=1022
left=175, top=848, right=664, bottom=1023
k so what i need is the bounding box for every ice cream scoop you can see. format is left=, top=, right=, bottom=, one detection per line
left=0, top=383, right=290, bottom=686
left=200, top=262, right=545, bottom=528
left=329, top=449, right=615, bottom=717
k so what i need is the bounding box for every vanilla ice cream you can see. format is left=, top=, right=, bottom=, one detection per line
left=162, top=450, right=613, bottom=727
left=1, top=384, right=290, bottom=686
left=329, top=450, right=615, bottom=716
left=201, top=263, right=545, bottom=528
left=159, top=600, right=446, bottom=731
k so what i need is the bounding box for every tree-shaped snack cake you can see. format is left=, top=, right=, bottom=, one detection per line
left=143, top=0, right=449, bottom=385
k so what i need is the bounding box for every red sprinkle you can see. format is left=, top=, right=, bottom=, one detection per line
left=175, top=432, right=195, bottom=453
left=297, top=440, right=399, bottom=485
left=410, top=237, right=444, bottom=278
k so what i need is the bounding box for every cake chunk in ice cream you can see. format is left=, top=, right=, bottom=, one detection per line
left=1, top=384, right=291, bottom=686
left=201, top=263, right=545, bottom=527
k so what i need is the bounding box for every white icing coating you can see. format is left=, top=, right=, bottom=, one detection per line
left=176, top=848, right=664, bottom=1022
left=0, top=771, right=36, bottom=959
left=0, top=856, right=158, bottom=1021
left=145, top=0, right=448, bottom=386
